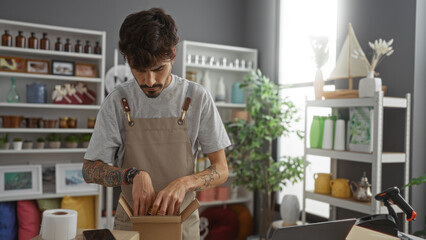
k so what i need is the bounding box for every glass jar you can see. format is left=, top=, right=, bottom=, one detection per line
left=55, top=37, right=63, bottom=51
left=28, top=32, right=38, bottom=49
left=59, top=117, right=69, bottom=128
left=94, top=41, right=102, bottom=54
left=40, top=32, right=50, bottom=50
left=15, top=31, right=25, bottom=48
left=67, top=117, right=77, bottom=128
left=64, top=38, right=72, bottom=52
left=2, top=30, right=12, bottom=46
left=6, top=78, right=20, bottom=103
left=87, top=117, right=96, bottom=128
left=74, top=40, right=82, bottom=53
left=84, top=40, right=92, bottom=54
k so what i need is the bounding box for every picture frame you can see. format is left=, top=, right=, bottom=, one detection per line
left=75, top=63, right=98, bottom=78
left=0, top=165, right=42, bottom=197
left=51, top=60, right=75, bottom=76
left=55, top=163, right=98, bottom=193
left=25, top=59, right=50, bottom=74
left=0, top=55, right=25, bottom=72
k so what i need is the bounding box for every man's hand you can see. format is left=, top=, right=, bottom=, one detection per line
left=132, top=171, right=155, bottom=216
left=151, top=178, right=186, bottom=216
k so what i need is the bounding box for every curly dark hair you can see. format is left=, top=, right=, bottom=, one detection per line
left=119, top=8, right=179, bottom=70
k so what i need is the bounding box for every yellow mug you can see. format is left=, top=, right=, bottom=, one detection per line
left=330, top=178, right=351, bottom=198
left=314, top=173, right=332, bottom=194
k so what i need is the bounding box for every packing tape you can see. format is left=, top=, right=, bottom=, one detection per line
left=40, top=209, right=77, bottom=240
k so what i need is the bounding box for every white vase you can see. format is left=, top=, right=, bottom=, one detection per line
left=358, top=71, right=382, bottom=98
left=280, top=194, right=300, bottom=226
left=313, top=69, right=324, bottom=100
left=215, top=77, right=226, bottom=102
left=13, top=141, right=23, bottom=150
left=200, top=71, right=211, bottom=95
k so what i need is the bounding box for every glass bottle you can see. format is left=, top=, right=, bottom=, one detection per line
left=94, top=41, right=101, bottom=54
left=55, top=37, right=63, bottom=51
left=6, top=78, right=20, bottom=103
left=84, top=40, right=92, bottom=54
left=74, top=40, right=82, bottom=53
left=1, top=30, right=12, bottom=46
left=28, top=32, right=38, bottom=49
left=15, top=31, right=25, bottom=48
left=64, top=38, right=72, bottom=52
left=40, top=32, right=50, bottom=50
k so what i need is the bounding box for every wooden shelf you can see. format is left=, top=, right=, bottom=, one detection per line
left=0, top=128, right=94, bottom=133
left=0, top=189, right=100, bottom=202
left=0, top=148, right=87, bottom=154
left=0, top=45, right=102, bottom=59
left=0, top=71, right=101, bottom=83
left=0, top=102, right=100, bottom=110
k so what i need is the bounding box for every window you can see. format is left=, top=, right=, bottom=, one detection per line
left=278, top=0, right=337, bottom=218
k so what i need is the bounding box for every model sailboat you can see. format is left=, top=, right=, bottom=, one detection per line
left=322, top=23, right=370, bottom=99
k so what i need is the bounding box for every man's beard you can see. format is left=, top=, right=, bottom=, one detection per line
left=140, top=84, right=164, bottom=98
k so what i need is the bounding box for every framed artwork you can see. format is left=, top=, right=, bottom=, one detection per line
left=51, top=60, right=75, bottom=76
left=25, top=59, right=50, bottom=74
left=0, top=165, right=42, bottom=197
left=55, top=163, right=98, bottom=193
left=75, top=63, right=98, bottom=78
left=0, top=56, right=25, bottom=72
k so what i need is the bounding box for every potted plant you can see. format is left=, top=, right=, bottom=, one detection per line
left=0, top=133, right=10, bottom=150
left=46, top=133, right=61, bottom=149
left=225, top=70, right=304, bottom=240
left=13, top=137, right=23, bottom=150
left=80, top=133, right=92, bottom=148
left=402, top=174, right=426, bottom=238
left=22, top=139, right=33, bottom=149
left=64, top=134, right=79, bottom=148
left=36, top=137, right=45, bottom=149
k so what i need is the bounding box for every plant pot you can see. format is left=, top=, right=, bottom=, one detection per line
left=48, top=141, right=61, bottom=149
left=358, top=72, right=382, bottom=98
left=1, top=115, right=24, bottom=128
left=36, top=142, right=45, bottom=149
left=65, top=142, right=78, bottom=148
left=43, top=119, right=57, bottom=128
left=81, top=141, right=90, bottom=148
left=23, top=142, right=33, bottom=149
left=280, top=194, right=300, bottom=226
left=13, top=141, right=23, bottom=150
left=0, top=142, right=10, bottom=150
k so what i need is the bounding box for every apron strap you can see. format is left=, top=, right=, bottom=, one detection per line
left=116, top=85, right=134, bottom=127
left=178, top=83, right=195, bottom=125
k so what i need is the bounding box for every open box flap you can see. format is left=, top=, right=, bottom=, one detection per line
left=179, top=199, right=200, bottom=223
left=119, top=196, right=134, bottom=218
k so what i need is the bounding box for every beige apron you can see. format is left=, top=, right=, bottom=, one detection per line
left=114, top=84, right=199, bottom=240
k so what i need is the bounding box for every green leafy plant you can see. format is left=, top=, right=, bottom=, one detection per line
left=37, top=137, right=45, bottom=142
left=64, top=134, right=79, bottom=143
left=13, top=138, right=22, bottom=142
left=0, top=133, right=9, bottom=144
left=402, top=174, right=426, bottom=237
left=79, top=133, right=92, bottom=142
left=46, top=133, right=61, bottom=142
left=225, top=69, right=304, bottom=240
left=24, top=139, right=32, bottom=143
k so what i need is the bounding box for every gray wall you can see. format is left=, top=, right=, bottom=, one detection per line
left=335, top=0, right=425, bottom=232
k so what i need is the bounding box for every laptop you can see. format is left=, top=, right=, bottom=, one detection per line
left=271, top=219, right=356, bottom=240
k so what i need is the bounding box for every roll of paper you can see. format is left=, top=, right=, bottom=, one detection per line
left=322, top=119, right=333, bottom=150
left=334, top=119, right=345, bottom=150
left=41, top=209, right=77, bottom=240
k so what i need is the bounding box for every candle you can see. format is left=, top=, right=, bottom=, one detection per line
left=114, top=49, right=118, bottom=76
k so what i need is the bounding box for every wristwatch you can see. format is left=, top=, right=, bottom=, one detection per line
left=125, top=167, right=140, bottom=185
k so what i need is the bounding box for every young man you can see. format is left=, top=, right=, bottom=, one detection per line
left=82, top=8, right=230, bottom=239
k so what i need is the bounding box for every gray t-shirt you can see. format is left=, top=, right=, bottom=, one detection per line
left=84, top=74, right=231, bottom=167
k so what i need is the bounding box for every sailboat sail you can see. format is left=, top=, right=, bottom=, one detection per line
left=327, top=23, right=370, bottom=80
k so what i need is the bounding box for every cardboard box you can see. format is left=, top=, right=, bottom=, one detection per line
left=119, top=196, right=200, bottom=240
left=345, top=225, right=399, bottom=240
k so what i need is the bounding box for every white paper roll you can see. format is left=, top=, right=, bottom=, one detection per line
left=334, top=119, right=346, bottom=150
left=41, top=209, right=78, bottom=240
left=322, top=119, right=333, bottom=150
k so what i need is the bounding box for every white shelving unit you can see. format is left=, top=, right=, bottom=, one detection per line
left=182, top=40, right=257, bottom=213
left=0, top=19, right=106, bottom=228
left=302, top=91, right=411, bottom=232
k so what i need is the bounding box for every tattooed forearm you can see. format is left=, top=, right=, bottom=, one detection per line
left=191, top=166, right=221, bottom=191
left=82, top=160, right=126, bottom=187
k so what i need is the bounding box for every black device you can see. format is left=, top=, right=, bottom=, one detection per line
left=83, top=229, right=116, bottom=240
left=355, top=186, right=417, bottom=237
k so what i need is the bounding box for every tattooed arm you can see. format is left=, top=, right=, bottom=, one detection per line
left=151, top=149, right=228, bottom=216
left=82, top=159, right=127, bottom=187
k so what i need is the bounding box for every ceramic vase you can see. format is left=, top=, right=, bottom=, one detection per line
left=231, top=81, right=244, bottom=103
left=200, top=71, right=211, bottom=95
left=313, top=69, right=324, bottom=100
left=280, top=194, right=300, bottom=226
left=36, top=142, right=45, bottom=149
left=358, top=71, right=382, bottom=98
left=13, top=141, right=23, bottom=150
left=215, top=77, right=226, bottom=102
